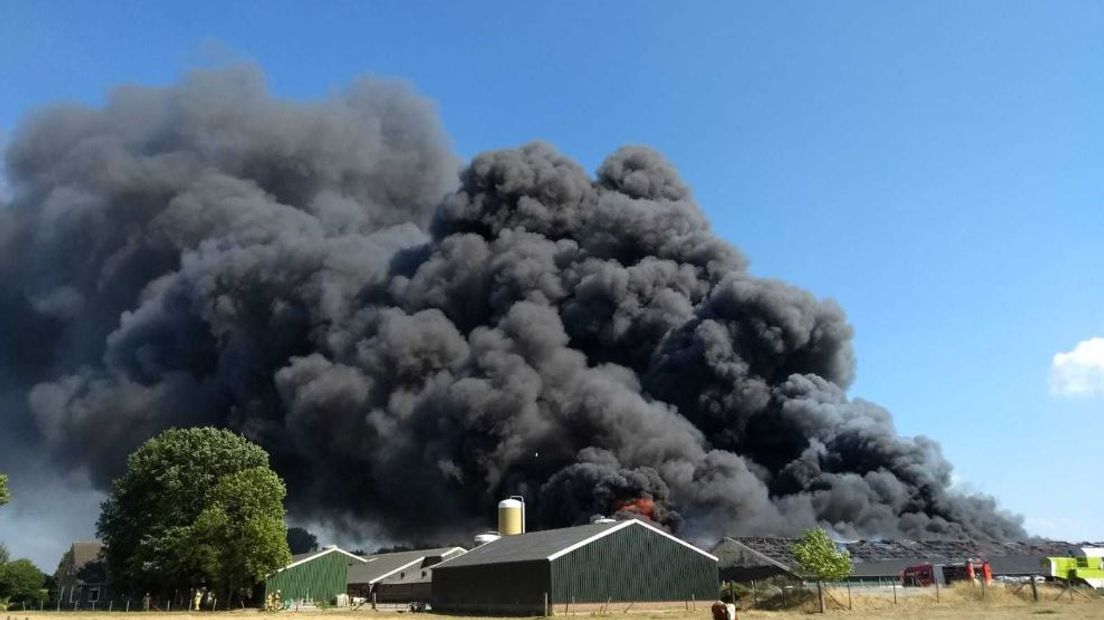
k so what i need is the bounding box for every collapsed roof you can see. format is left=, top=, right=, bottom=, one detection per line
left=714, top=537, right=1100, bottom=580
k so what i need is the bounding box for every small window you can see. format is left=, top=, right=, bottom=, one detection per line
left=88, top=588, right=100, bottom=603
left=399, top=572, right=404, bottom=579
left=421, top=571, right=427, bottom=578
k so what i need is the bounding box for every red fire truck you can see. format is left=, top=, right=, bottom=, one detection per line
left=902, top=559, right=992, bottom=587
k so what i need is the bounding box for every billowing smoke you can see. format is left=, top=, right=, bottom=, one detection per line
left=0, top=66, right=1024, bottom=545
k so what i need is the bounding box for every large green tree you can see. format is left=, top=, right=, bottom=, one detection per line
left=0, top=473, right=9, bottom=506
left=791, top=527, right=852, bottom=613
left=97, top=428, right=291, bottom=601
left=286, top=527, right=319, bottom=555
left=0, top=559, right=47, bottom=607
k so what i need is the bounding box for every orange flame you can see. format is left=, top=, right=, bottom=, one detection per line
left=615, top=497, right=656, bottom=519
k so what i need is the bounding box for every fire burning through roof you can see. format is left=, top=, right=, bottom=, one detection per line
left=0, top=66, right=1024, bottom=546
left=615, top=498, right=657, bottom=521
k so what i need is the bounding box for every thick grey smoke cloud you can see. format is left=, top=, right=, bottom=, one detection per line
left=0, top=66, right=1024, bottom=547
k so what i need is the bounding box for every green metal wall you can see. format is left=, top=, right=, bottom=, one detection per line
left=264, top=551, right=351, bottom=604
left=432, top=560, right=550, bottom=615
left=550, top=525, right=718, bottom=604
left=433, top=525, right=719, bottom=614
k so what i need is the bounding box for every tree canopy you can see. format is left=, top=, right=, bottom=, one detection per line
left=0, top=559, right=46, bottom=606
left=0, top=473, right=9, bottom=506
left=791, top=527, right=852, bottom=582
left=96, top=427, right=291, bottom=599
left=286, top=527, right=319, bottom=555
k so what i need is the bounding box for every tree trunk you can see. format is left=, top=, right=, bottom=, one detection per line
left=817, top=581, right=825, bottom=614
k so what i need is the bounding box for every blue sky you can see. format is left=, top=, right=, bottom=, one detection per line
left=2, top=1, right=1102, bottom=565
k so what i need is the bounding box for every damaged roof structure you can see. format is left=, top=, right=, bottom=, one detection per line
left=713, top=537, right=1096, bottom=582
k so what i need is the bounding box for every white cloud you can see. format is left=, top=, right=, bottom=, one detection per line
left=1050, top=337, right=1104, bottom=397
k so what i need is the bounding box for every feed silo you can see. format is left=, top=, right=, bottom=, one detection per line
left=497, top=496, right=525, bottom=536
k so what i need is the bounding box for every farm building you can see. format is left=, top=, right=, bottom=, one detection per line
left=432, top=518, right=718, bottom=615
left=264, top=545, right=365, bottom=605
left=347, top=547, right=466, bottom=603
left=713, top=536, right=1094, bottom=584
left=54, top=541, right=110, bottom=608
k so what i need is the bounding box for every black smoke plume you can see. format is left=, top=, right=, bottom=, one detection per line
left=0, top=66, right=1024, bottom=545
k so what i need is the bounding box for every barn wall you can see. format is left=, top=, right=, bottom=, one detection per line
left=432, top=560, right=550, bottom=614
left=550, top=526, right=718, bottom=604
left=375, top=581, right=432, bottom=603
left=265, top=552, right=350, bottom=604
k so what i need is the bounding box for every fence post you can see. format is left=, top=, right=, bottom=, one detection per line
left=543, top=592, right=549, bottom=617
left=981, top=576, right=986, bottom=600
left=892, top=582, right=897, bottom=605
left=935, top=578, right=940, bottom=602
left=751, top=580, right=757, bottom=607
left=127, top=599, right=131, bottom=612
left=846, top=580, right=852, bottom=611
left=1030, top=578, right=1038, bottom=603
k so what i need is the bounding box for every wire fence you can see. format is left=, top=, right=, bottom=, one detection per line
left=721, top=576, right=1101, bottom=613
left=20, top=588, right=255, bottom=613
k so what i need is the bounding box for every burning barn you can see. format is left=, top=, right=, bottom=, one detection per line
left=713, top=536, right=1091, bottom=584
left=431, top=518, right=718, bottom=615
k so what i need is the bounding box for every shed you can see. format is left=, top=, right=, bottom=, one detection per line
left=265, top=546, right=365, bottom=605
left=347, top=547, right=466, bottom=603
left=432, top=519, right=718, bottom=615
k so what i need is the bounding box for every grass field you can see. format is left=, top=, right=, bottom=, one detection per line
left=7, top=608, right=1104, bottom=620
left=10, top=601, right=1104, bottom=619
left=9, top=585, right=1104, bottom=620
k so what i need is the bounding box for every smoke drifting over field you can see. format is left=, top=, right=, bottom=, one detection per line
left=0, top=67, right=1024, bottom=543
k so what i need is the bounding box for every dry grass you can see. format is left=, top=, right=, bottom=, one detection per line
left=810, top=581, right=1104, bottom=617
left=10, top=586, right=1104, bottom=620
